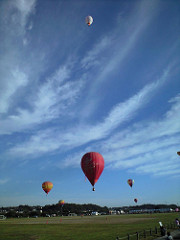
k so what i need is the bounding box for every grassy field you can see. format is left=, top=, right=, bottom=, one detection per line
left=0, top=213, right=179, bottom=240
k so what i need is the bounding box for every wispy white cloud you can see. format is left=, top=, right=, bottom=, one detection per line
left=0, top=64, right=84, bottom=135
left=6, top=69, right=172, bottom=162
left=58, top=93, right=180, bottom=178
left=0, top=178, right=9, bottom=185
left=134, top=159, right=180, bottom=176
left=79, top=0, right=160, bottom=119
left=0, top=0, right=37, bottom=114
left=0, top=0, right=179, bottom=182
left=107, top=95, right=180, bottom=153
left=0, top=0, right=86, bottom=135
left=5, top=0, right=36, bottom=29
left=81, top=36, right=111, bottom=70
left=93, top=71, right=168, bottom=133
left=0, top=69, right=28, bottom=113
left=96, top=95, right=180, bottom=177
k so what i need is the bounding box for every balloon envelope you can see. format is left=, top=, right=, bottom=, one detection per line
left=59, top=200, right=65, bottom=206
left=127, top=179, right=134, bottom=188
left=134, top=198, right=138, bottom=203
left=177, top=152, right=180, bottom=156
left=81, top=152, right=104, bottom=190
left=42, top=181, right=53, bottom=195
left=85, top=16, right=93, bottom=26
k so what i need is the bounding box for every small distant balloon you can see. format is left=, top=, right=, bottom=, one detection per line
left=127, top=179, right=134, bottom=188
left=42, top=181, right=53, bottom=195
left=177, top=152, right=180, bottom=156
left=85, top=16, right=93, bottom=26
left=59, top=200, right=65, bottom=206
left=134, top=198, right=138, bottom=203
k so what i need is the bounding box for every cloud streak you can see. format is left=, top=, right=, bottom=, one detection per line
left=58, top=92, right=180, bottom=177
left=6, top=67, right=173, bottom=164
left=0, top=178, right=9, bottom=185
left=0, top=0, right=37, bottom=114
left=0, top=63, right=84, bottom=135
left=97, top=96, right=180, bottom=177
left=79, top=0, right=160, bottom=118
left=0, top=0, right=179, bottom=183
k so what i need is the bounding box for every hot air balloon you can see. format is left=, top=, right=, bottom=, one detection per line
left=134, top=198, right=138, bottom=203
left=85, top=16, right=93, bottom=26
left=58, top=200, right=65, bottom=216
left=59, top=200, right=65, bottom=206
left=42, top=181, right=53, bottom=195
left=81, top=152, right=104, bottom=191
left=127, top=179, right=134, bottom=188
left=177, top=152, right=180, bottom=156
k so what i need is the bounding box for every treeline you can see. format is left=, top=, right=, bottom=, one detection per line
left=114, top=204, right=178, bottom=211
left=1, top=203, right=178, bottom=218
left=1, top=203, right=109, bottom=218
left=43, top=203, right=109, bottom=216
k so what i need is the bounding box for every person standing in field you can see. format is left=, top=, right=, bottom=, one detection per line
left=160, top=225, right=166, bottom=236
left=175, top=218, right=179, bottom=228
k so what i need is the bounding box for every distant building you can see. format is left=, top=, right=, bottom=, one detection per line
left=16, top=211, right=24, bottom=214
left=129, top=208, right=173, bottom=214
left=119, top=210, right=125, bottom=214
left=109, top=210, right=117, bottom=215
left=91, top=212, right=99, bottom=215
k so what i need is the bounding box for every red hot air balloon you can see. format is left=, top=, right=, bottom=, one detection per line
left=127, top=179, right=134, bottom=188
left=134, top=198, right=138, bottom=203
left=42, top=181, right=53, bottom=195
left=81, top=152, right=104, bottom=191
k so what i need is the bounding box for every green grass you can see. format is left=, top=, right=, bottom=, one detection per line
left=0, top=213, right=178, bottom=240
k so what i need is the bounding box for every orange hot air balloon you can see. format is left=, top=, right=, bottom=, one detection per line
left=59, top=200, right=65, bottom=206
left=127, top=179, right=134, bottom=188
left=134, top=198, right=138, bottom=203
left=81, top=152, right=104, bottom=191
left=42, top=181, right=53, bottom=195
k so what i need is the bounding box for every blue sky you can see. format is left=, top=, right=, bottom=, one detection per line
left=0, top=0, right=180, bottom=207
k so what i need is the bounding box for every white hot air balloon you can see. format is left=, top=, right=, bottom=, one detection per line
left=85, top=16, right=93, bottom=26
